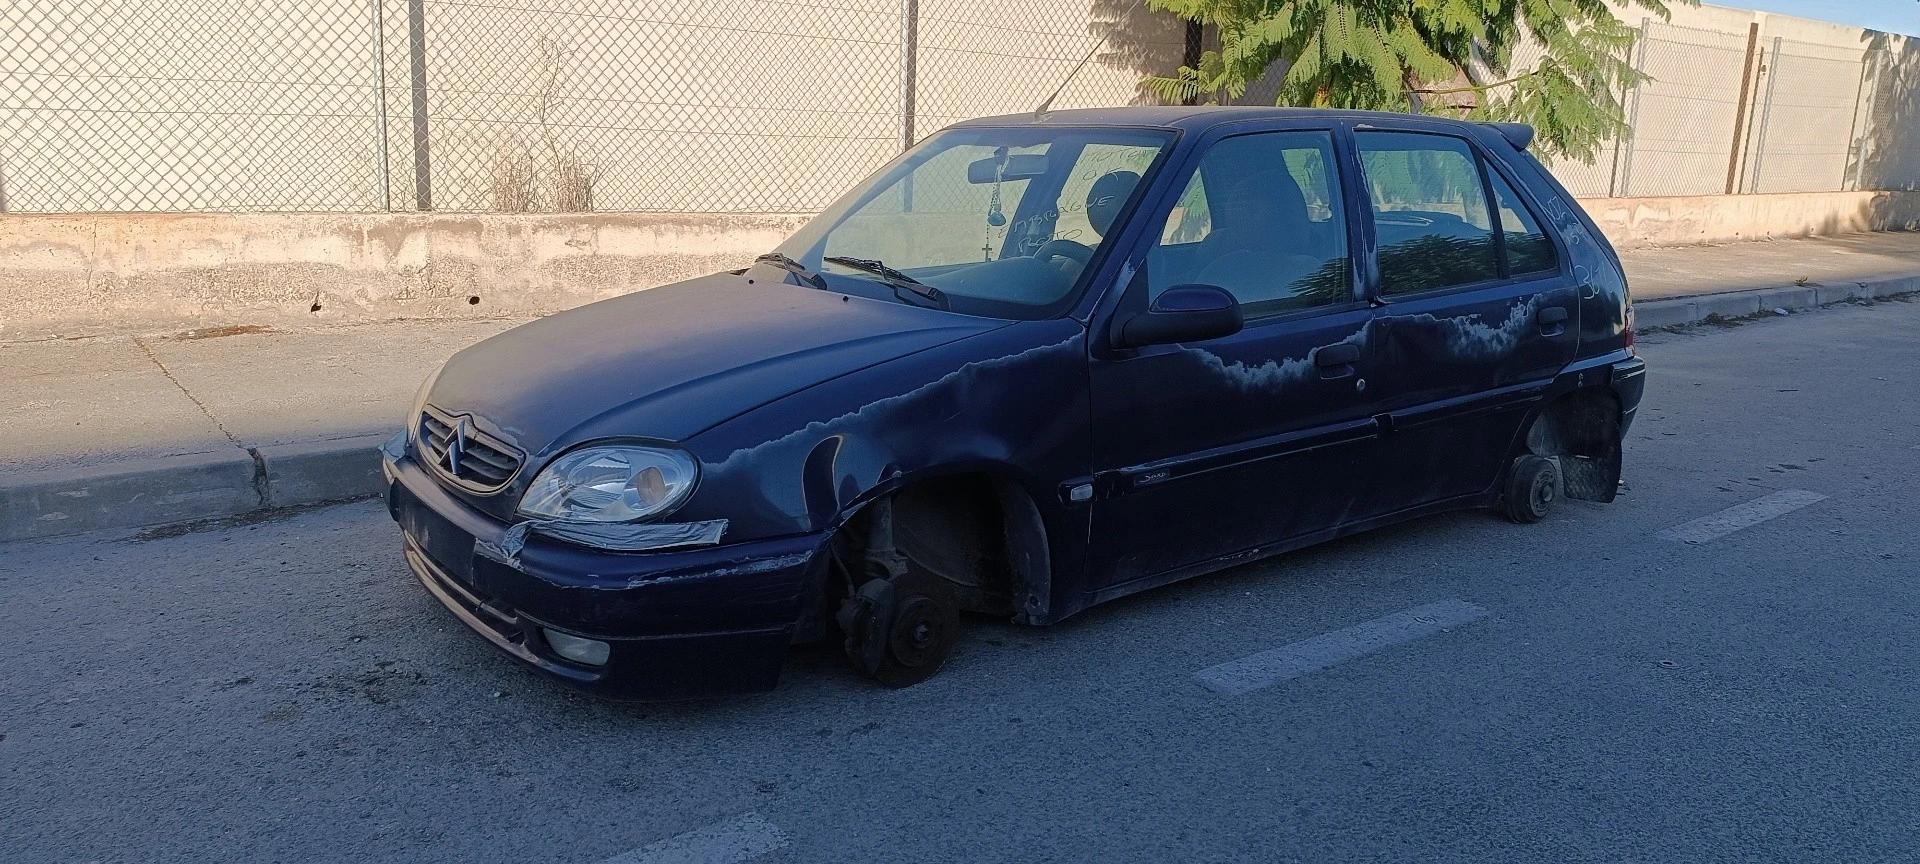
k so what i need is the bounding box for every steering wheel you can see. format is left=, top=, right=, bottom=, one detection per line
left=1032, top=238, right=1094, bottom=268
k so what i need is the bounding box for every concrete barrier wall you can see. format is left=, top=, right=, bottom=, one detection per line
left=4, top=191, right=1918, bottom=338
left=0, top=212, right=807, bottom=338
left=1582, top=190, right=1920, bottom=248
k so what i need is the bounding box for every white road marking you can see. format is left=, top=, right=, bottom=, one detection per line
left=1660, top=490, right=1829, bottom=545
left=596, top=812, right=788, bottom=864
left=1193, top=600, right=1490, bottom=696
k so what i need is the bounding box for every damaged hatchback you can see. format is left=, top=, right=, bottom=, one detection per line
left=383, top=107, right=1645, bottom=697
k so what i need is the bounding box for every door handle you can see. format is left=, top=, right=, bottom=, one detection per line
left=1537, top=305, right=1569, bottom=336
left=1314, top=342, right=1360, bottom=379
left=1315, top=343, right=1360, bottom=367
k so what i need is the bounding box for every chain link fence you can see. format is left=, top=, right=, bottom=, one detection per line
left=1741, top=39, right=1875, bottom=194
left=1, top=0, right=387, bottom=211
left=1543, top=19, right=1902, bottom=201
left=0, top=1, right=1910, bottom=214
left=1611, top=22, right=1753, bottom=198
left=1, top=0, right=1179, bottom=213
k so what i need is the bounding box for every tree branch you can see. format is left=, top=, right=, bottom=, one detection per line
left=1411, top=69, right=1539, bottom=95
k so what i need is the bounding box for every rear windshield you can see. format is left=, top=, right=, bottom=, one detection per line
left=770, top=126, right=1176, bottom=320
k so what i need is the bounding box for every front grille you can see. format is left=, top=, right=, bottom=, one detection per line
left=418, top=407, right=523, bottom=492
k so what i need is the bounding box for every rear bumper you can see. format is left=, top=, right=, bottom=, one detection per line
left=384, top=449, right=826, bottom=699
left=1609, top=354, right=1647, bottom=436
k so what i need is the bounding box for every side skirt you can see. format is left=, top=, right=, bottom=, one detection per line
left=1082, top=491, right=1497, bottom=609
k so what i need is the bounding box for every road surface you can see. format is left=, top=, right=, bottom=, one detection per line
left=5, top=297, right=1918, bottom=863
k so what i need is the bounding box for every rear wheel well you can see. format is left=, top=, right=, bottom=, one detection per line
left=1523, top=386, right=1623, bottom=502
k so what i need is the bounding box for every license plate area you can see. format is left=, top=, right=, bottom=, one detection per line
left=397, top=493, right=477, bottom=586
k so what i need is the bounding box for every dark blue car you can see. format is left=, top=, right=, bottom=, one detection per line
left=383, top=107, right=1645, bottom=697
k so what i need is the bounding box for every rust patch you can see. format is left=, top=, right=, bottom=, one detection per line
left=168, top=323, right=277, bottom=340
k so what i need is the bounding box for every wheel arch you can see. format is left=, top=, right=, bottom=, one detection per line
left=1518, top=384, right=1624, bottom=502
left=825, top=463, right=1058, bottom=626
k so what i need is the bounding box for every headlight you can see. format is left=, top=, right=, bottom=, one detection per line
left=517, top=445, right=699, bottom=523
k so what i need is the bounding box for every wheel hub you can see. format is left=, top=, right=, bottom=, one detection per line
left=889, top=596, right=946, bottom=667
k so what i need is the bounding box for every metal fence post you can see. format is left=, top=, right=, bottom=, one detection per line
left=1748, top=36, right=1781, bottom=194
left=1724, top=22, right=1760, bottom=195
left=1846, top=49, right=1881, bottom=192
left=407, top=0, right=433, bottom=210
left=899, top=0, right=918, bottom=151
left=1612, top=18, right=1651, bottom=198
left=371, top=0, right=392, bottom=210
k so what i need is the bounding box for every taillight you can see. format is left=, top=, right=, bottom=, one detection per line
left=1624, top=304, right=1636, bottom=350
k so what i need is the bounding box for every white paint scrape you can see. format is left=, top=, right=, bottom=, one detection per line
left=595, top=812, right=789, bottom=864
left=1660, top=490, right=1828, bottom=545
left=1194, top=599, right=1491, bottom=695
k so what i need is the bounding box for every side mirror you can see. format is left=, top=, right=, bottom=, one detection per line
left=1116, top=284, right=1244, bottom=348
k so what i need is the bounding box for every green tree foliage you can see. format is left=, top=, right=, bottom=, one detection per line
left=1143, top=0, right=1691, bottom=163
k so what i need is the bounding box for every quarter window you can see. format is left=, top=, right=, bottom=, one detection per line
left=1488, top=168, right=1559, bottom=276
left=1148, top=131, right=1352, bottom=318
left=1357, top=133, right=1499, bottom=296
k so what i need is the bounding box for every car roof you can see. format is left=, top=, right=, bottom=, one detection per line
left=949, top=106, right=1532, bottom=149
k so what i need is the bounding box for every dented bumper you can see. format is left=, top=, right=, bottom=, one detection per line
left=384, top=450, right=825, bottom=699
left=1610, top=353, right=1647, bottom=436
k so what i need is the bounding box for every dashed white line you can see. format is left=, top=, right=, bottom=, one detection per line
left=1193, top=599, right=1491, bottom=696
left=1660, top=489, right=1829, bottom=544
left=595, top=812, right=788, bottom=864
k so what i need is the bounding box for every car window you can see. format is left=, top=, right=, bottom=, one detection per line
left=1488, top=167, right=1559, bottom=276
left=777, top=127, right=1173, bottom=320
left=822, top=142, right=1043, bottom=268
left=1052, top=143, right=1163, bottom=250
left=1357, top=132, right=1499, bottom=296
left=1148, top=131, right=1351, bottom=318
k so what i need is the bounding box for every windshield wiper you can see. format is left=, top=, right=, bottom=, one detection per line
left=754, top=252, right=827, bottom=290
left=823, top=256, right=949, bottom=310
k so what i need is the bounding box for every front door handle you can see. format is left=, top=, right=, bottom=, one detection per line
left=1315, top=343, right=1360, bottom=367
left=1314, top=342, right=1360, bottom=379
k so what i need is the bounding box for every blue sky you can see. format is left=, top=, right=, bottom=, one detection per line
left=1731, top=0, right=1920, bottom=35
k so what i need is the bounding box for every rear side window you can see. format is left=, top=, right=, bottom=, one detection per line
left=1488, top=168, right=1559, bottom=276
left=1357, top=132, right=1499, bottom=296
left=1148, top=131, right=1351, bottom=318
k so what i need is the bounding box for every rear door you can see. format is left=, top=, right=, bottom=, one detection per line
left=1350, top=126, right=1581, bottom=510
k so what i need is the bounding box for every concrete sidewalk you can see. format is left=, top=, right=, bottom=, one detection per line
left=1622, top=230, right=1920, bottom=327
left=4, top=231, right=1918, bottom=541
left=3, top=318, right=532, bottom=540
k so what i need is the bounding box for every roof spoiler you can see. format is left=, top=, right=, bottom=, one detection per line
left=1483, top=122, right=1535, bottom=151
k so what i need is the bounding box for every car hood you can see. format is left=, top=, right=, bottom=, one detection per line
left=424, top=272, right=1007, bottom=459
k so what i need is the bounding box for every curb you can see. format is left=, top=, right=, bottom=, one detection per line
left=2, top=433, right=391, bottom=544
left=1635, top=273, right=1920, bottom=331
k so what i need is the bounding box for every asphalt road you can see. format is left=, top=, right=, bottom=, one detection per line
left=5, top=298, right=1918, bottom=864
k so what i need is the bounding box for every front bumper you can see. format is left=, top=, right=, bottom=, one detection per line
left=384, top=449, right=826, bottom=699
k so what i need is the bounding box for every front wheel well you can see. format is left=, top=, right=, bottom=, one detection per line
left=1523, top=386, right=1624, bottom=502
left=809, top=472, right=1051, bottom=636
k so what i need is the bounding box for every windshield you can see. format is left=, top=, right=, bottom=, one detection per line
left=766, top=126, right=1175, bottom=319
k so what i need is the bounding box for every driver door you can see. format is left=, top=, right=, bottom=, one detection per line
left=1084, top=125, right=1383, bottom=591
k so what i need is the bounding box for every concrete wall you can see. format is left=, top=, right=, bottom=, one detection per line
left=0, top=212, right=806, bottom=339
left=6, top=193, right=1916, bottom=339
left=1581, top=190, right=1920, bottom=248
